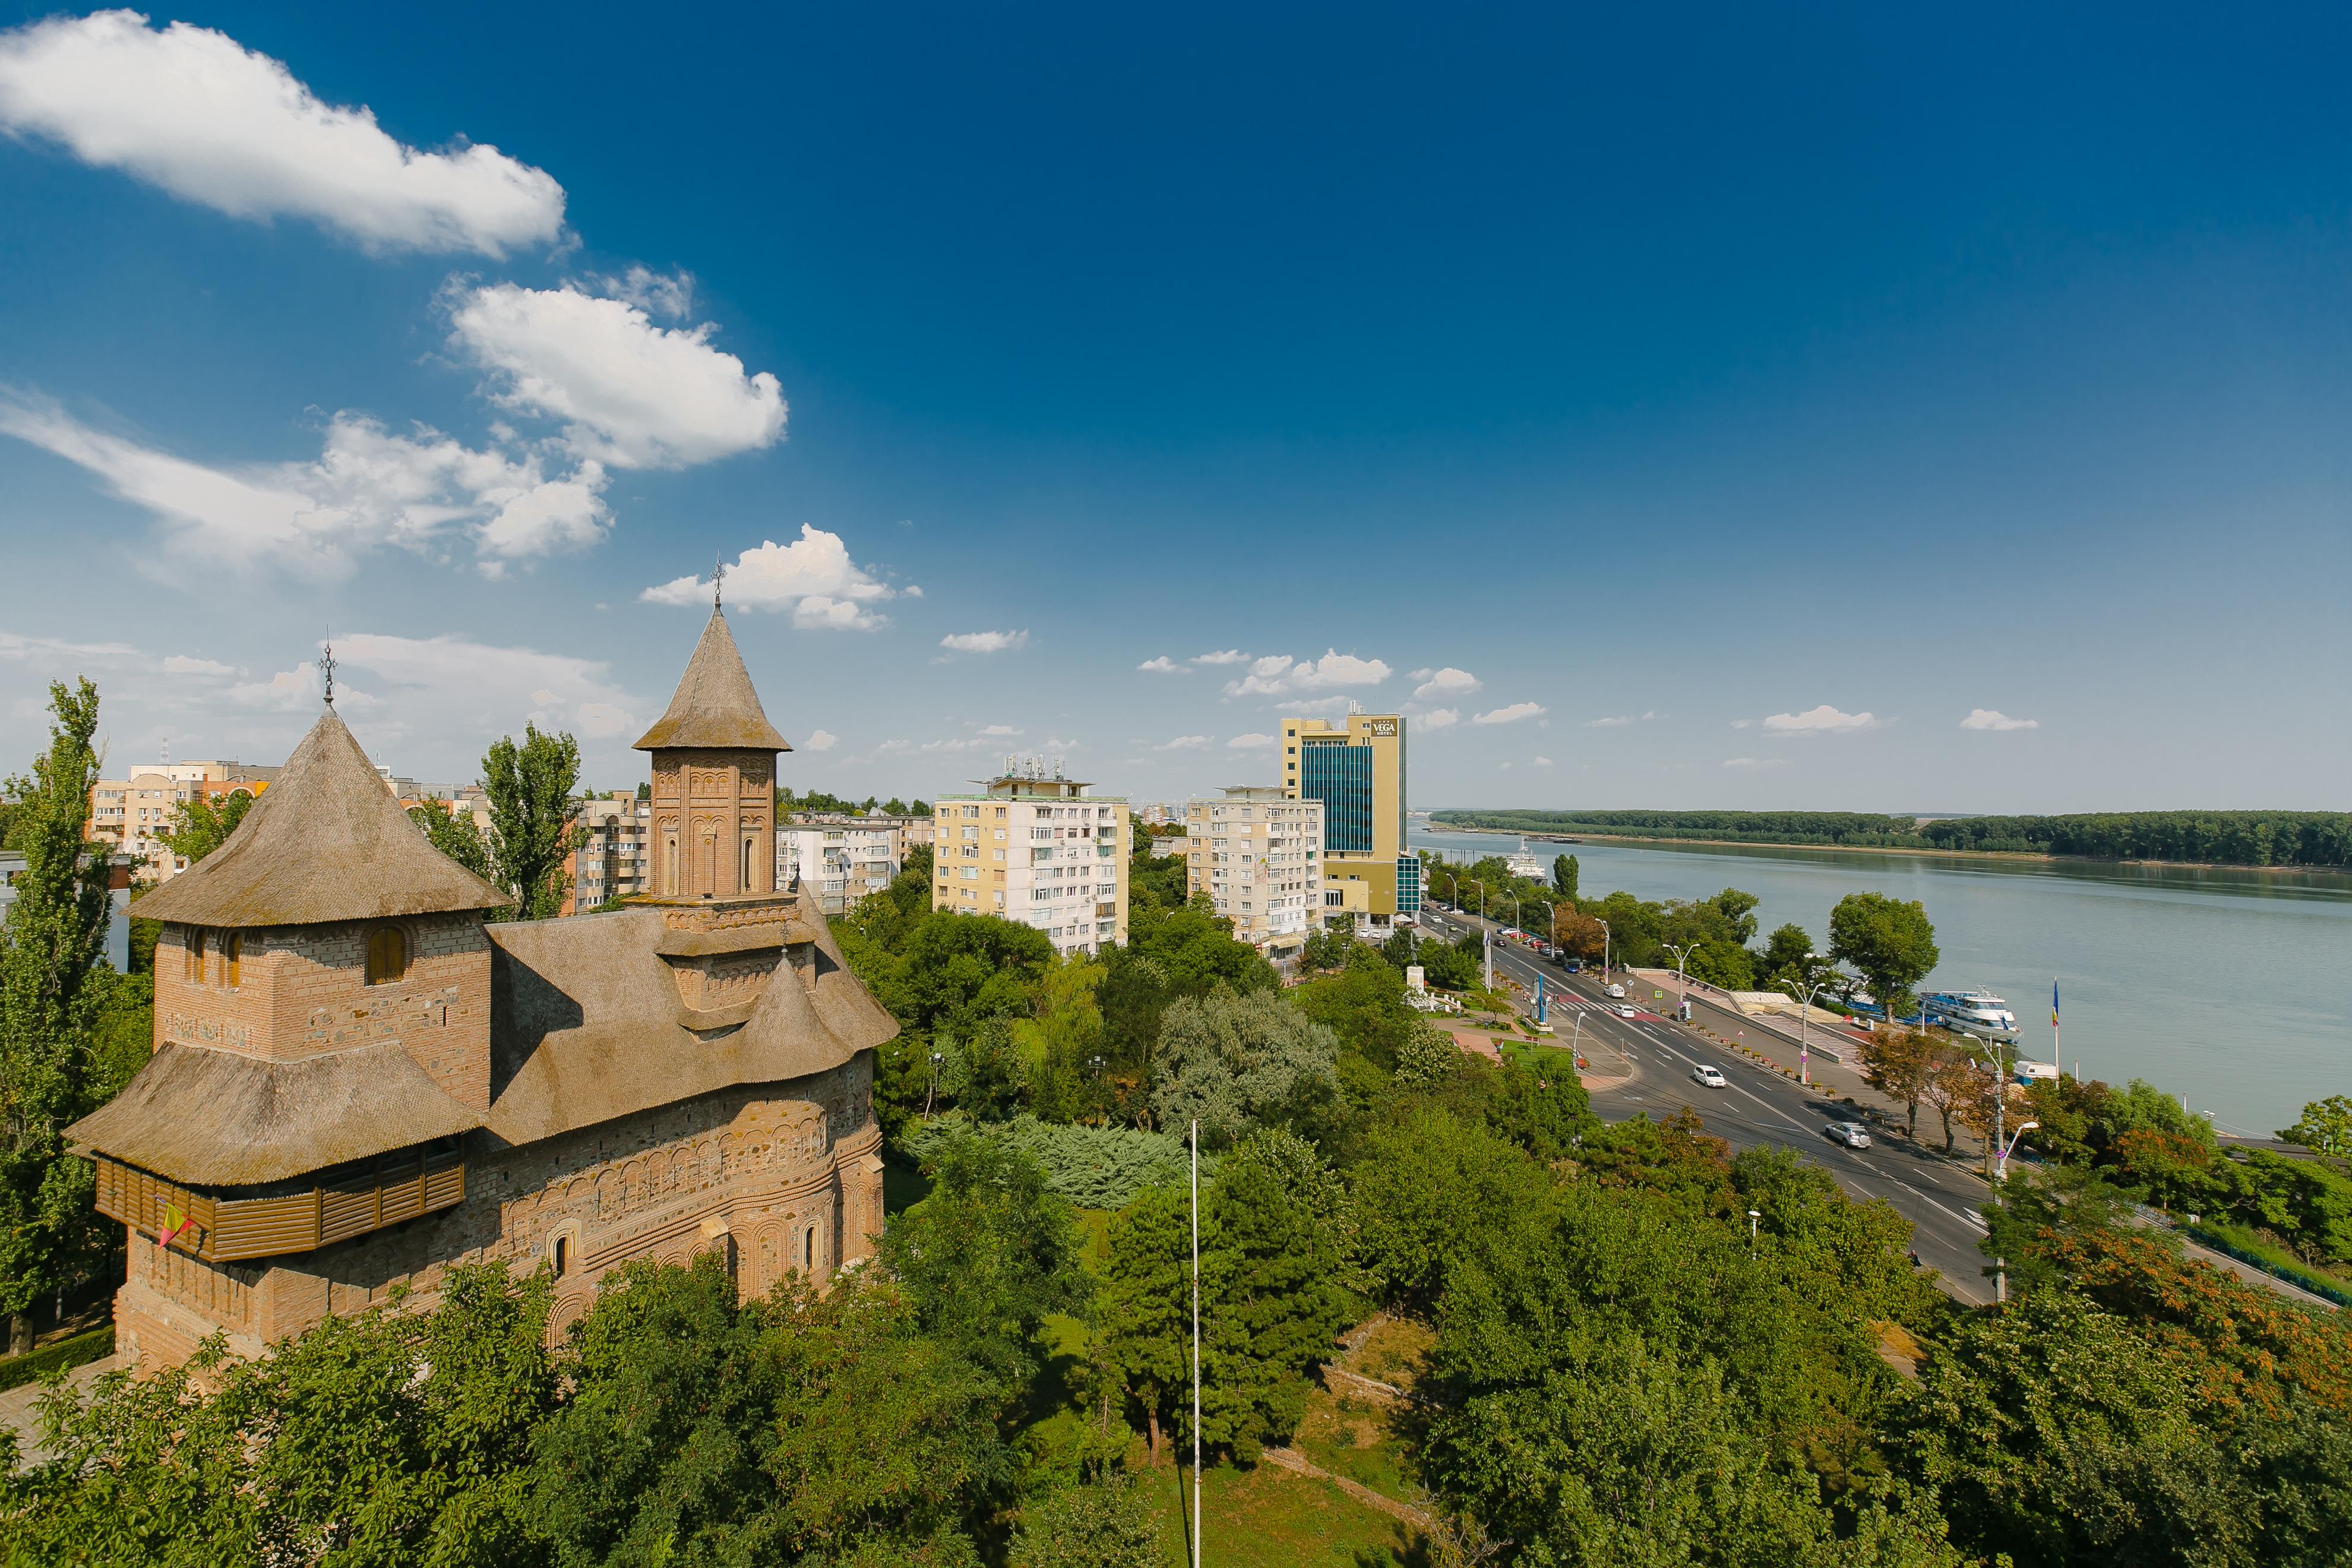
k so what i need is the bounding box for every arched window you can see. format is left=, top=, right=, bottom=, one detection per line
left=223, top=931, right=242, bottom=987
left=183, top=927, right=207, bottom=982
left=664, top=835, right=678, bottom=895
left=741, top=836, right=755, bottom=890
left=802, top=1224, right=817, bottom=1272
left=551, top=1235, right=568, bottom=1278
left=365, top=925, right=407, bottom=985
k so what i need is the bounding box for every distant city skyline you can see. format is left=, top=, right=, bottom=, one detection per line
left=3, top=5, right=2348, bottom=813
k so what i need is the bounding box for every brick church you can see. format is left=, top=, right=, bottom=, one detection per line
left=68, top=609, right=895, bottom=1367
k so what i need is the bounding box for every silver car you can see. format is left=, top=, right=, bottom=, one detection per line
left=1825, top=1121, right=1872, bottom=1149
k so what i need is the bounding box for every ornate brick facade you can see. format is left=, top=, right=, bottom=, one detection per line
left=74, top=608, right=894, bottom=1372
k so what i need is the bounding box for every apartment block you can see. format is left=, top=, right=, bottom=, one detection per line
left=778, top=816, right=904, bottom=915
left=1281, top=712, right=1420, bottom=930
left=1184, top=787, right=1324, bottom=956
left=932, top=764, right=1128, bottom=957
left=88, top=758, right=280, bottom=884
left=564, top=792, right=653, bottom=915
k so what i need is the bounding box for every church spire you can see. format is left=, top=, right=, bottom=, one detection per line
left=633, top=609, right=791, bottom=753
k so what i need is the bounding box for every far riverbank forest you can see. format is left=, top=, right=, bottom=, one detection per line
left=1430, top=808, right=2352, bottom=868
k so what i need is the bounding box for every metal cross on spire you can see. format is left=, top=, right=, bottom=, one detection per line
left=713, top=551, right=726, bottom=611
left=321, top=630, right=336, bottom=707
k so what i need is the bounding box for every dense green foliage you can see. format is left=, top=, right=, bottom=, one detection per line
left=1430, top=808, right=2352, bottom=868
left=482, top=725, right=584, bottom=921
left=897, top=1113, right=1200, bottom=1209
left=409, top=801, right=497, bottom=883
left=2010, top=1074, right=2352, bottom=1281
left=0, top=680, right=119, bottom=1356
left=1917, top=810, right=2352, bottom=867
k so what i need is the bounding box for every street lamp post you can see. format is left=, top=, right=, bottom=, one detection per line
left=1662, top=942, right=1695, bottom=1022
left=925, top=1050, right=944, bottom=1122
left=1998, top=1120, right=2040, bottom=1185
left=1597, top=918, right=1610, bottom=979
left=1747, top=1208, right=1761, bottom=1256
left=1785, top=969, right=1831, bottom=1088
left=1963, top=1035, right=2010, bottom=1184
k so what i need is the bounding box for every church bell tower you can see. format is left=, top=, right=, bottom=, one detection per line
left=634, top=605, right=792, bottom=900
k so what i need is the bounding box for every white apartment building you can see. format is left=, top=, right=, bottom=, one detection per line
left=565, top=793, right=653, bottom=914
left=87, top=758, right=280, bottom=883
left=932, top=765, right=1129, bottom=957
left=1185, top=786, right=1324, bottom=956
left=778, top=817, right=904, bottom=915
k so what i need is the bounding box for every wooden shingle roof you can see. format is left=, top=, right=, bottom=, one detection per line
left=633, top=609, right=791, bottom=753
left=132, top=706, right=509, bottom=928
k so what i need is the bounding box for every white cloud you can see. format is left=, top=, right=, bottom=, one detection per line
left=1156, top=735, right=1210, bottom=751
left=903, top=585, right=924, bottom=599
left=0, top=396, right=608, bottom=579
left=583, top=265, right=693, bottom=321
left=0, top=11, right=564, bottom=256
left=1226, top=732, right=1275, bottom=750
left=1532, top=755, right=1554, bottom=767
left=162, top=655, right=235, bottom=677
left=939, top=630, right=1029, bottom=655
left=1761, top=704, right=1882, bottom=735
left=573, top=701, right=632, bottom=739
left=1411, top=666, right=1481, bottom=701
left=1585, top=710, right=1656, bottom=728
left=1961, top=709, right=2039, bottom=732
left=978, top=725, right=1020, bottom=736
left=1731, top=718, right=1755, bottom=730
left=1137, top=656, right=1184, bottom=674
left=446, top=283, right=786, bottom=470
left=1420, top=708, right=1460, bottom=731
left=333, top=632, right=636, bottom=749
left=1191, top=649, right=1248, bottom=666
left=1224, top=649, right=1392, bottom=698
left=229, top=661, right=333, bottom=713
left=0, top=630, right=141, bottom=666
left=803, top=728, right=838, bottom=752
left=1723, top=757, right=1791, bottom=770
left=1472, top=701, right=1545, bottom=726
left=641, top=526, right=895, bottom=630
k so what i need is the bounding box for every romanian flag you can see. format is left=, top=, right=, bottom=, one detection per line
left=157, top=1202, right=195, bottom=1251
left=2052, top=981, right=2060, bottom=1028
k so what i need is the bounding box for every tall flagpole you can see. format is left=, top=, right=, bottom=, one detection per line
left=1190, top=1118, right=1202, bottom=1568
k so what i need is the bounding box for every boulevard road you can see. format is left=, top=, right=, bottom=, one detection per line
left=1415, top=908, right=1996, bottom=1303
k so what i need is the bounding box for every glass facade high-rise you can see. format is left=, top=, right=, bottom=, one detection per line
left=1298, top=741, right=1373, bottom=854
left=1282, top=712, right=1409, bottom=928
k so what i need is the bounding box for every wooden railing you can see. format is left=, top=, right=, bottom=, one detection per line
left=93, top=1146, right=465, bottom=1263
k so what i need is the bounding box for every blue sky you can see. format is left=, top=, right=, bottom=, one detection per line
left=2, top=3, right=2348, bottom=810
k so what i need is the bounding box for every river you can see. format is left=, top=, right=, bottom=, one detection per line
left=1408, top=823, right=2352, bottom=1137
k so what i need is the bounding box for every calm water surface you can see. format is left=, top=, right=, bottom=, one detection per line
left=1409, top=824, right=2352, bottom=1137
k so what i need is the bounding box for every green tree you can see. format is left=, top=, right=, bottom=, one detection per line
left=6, top=1263, right=555, bottom=1563
left=0, top=678, right=116, bottom=1355
left=1009, top=1476, right=1159, bottom=1568
left=1197, top=1130, right=1351, bottom=1460
left=2278, top=1095, right=2352, bottom=1155
left=1096, top=1184, right=1191, bottom=1464
left=1858, top=1028, right=1937, bottom=1140
left=408, top=801, right=496, bottom=883
left=482, top=723, right=583, bottom=921
left=155, top=788, right=254, bottom=865
left=1756, top=922, right=1823, bottom=987
left=1828, top=893, right=1940, bottom=1021
left=1551, top=852, right=1580, bottom=899
left=1898, top=1289, right=2262, bottom=1568
left=1150, top=990, right=1339, bottom=1147
left=881, top=1131, right=1088, bottom=1389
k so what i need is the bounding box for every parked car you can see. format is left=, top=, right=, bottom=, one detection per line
left=1605, top=983, right=1626, bottom=998
left=1825, top=1121, right=1872, bottom=1149
left=1560, top=957, right=1583, bottom=973
left=1614, top=1004, right=1639, bottom=1019
left=1690, top=1064, right=1727, bottom=1088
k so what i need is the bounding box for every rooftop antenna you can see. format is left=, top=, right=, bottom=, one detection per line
left=321, top=630, right=337, bottom=707
left=713, top=551, right=726, bottom=612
